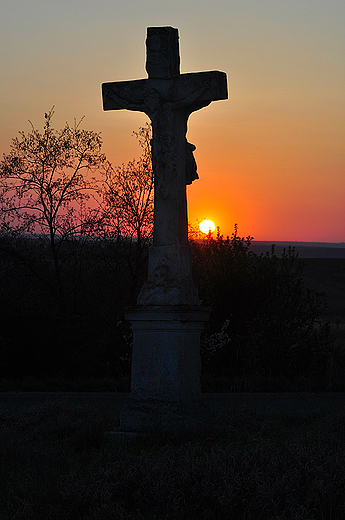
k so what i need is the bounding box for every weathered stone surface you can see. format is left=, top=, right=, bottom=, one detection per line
left=102, top=71, right=228, bottom=113
left=125, top=306, right=210, bottom=402
left=145, top=26, right=180, bottom=79
left=120, top=306, right=211, bottom=431
left=137, top=245, right=199, bottom=306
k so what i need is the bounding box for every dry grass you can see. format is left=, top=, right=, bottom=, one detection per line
left=1, top=402, right=345, bottom=519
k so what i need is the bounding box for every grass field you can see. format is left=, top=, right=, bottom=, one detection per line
left=1, top=402, right=345, bottom=519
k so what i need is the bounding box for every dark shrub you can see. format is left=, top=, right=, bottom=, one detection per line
left=191, top=226, right=333, bottom=388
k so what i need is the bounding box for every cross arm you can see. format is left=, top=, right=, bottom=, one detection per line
left=102, top=71, right=227, bottom=113
left=102, top=79, right=149, bottom=112
left=172, top=71, right=228, bottom=112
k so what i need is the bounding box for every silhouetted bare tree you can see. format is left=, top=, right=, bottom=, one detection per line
left=98, top=123, right=154, bottom=301
left=0, top=108, right=106, bottom=310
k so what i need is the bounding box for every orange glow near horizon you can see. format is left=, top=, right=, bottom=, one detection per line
left=184, top=103, right=345, bottom=243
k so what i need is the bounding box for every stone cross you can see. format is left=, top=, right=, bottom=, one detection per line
left=102, top=27, right=227, bottom=431
left=102, top=26, right=228, bottom=306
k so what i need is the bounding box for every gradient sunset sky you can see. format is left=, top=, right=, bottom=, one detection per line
left=1, top=0, right=344, bottom=241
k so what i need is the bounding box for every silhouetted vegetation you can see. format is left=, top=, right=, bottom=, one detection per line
left=97, top=123, right=153, bottom=303
left=191, top=227, right=342, bottom=391
left=0, top=113, right=343, bottom=391
left=0, top=233, right=136, bottom=386
left=0, top=108, right=108, bottom=311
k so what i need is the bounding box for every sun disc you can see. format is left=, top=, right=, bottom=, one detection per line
left=199, top=219, right=216, bottom=234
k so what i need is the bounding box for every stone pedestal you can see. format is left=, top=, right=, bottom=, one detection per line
left=121, top=306, right=211, bottom=431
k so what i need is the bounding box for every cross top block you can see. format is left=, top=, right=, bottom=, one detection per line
left=146, top=26, right=180, bottom=79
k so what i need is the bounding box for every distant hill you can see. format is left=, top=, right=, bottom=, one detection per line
left=250, top=242, right=345, bottom=258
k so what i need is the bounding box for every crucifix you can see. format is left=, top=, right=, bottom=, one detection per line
left=102, top=26, right=228, bottom=307
left=102, top=27, right=227, bottom=430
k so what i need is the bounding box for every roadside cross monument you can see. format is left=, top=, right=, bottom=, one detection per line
left=102, top=27, right=228, bottom=431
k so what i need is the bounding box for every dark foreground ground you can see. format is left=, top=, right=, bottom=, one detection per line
left=1, top=392, right=345, bottom=519
left=1, top=391, right=345, bottom=414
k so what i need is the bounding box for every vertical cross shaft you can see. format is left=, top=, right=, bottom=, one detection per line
left=102, top=26, right=227, bottom=305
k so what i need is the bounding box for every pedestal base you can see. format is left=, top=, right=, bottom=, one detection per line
left=120, top=399, right=212, bottom=432
left=122, top=305, right=210, bottom=432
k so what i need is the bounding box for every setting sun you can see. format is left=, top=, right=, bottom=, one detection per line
left=199, top=220, right=216, bottom=234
